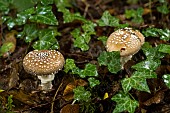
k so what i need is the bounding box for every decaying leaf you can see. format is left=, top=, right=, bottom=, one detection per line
left=8, top=63, right=19, bottom=89
left=143, top=90, right=165, bottom=106
left=60, top=104, right=79, bottom=113
left=63, top=79, right=88, bottom=101
left=8, top=89, right=39, bottom=106
left=2, top=30, right=17, bottom=58
left=0, top=61, right=19, bottom=90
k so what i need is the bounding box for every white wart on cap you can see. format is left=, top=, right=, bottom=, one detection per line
left=106, top=27, right=145, bottom=56
left=23, top=50, right=65, bottom=76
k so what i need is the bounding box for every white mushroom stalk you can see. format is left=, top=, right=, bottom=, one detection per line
left=23, top=50, right=65, bottom=91
left=106, top=27, right=145, bottom=69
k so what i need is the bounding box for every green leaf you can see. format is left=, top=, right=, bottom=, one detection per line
left=162, top=74, right=170, bottom=88
left=142, top=28, right=160, bottom=37
left=88, top=77, right=100, bottom=88
left=142, top=43, right=165, bottom=59
left=132, top=59, right=161, bottom=71
left=159, top=29, right=170, bottom=41
left=97, top=11, right=120, bottom=27
left=4, top=17, right=16, bottom=29
left=55, top=0, right=72, bottom=8
left=71, top=28, right=91, bottom=51
left=15, top=7, right=35, bottom=25
left=111, top=91, right=139, bottom=113
left=72, top=29, right=89, bottom=51
left=64, top=59, right=80, bottom=74
left=98, top=51, right=121, bottom=74
left=97, top=36, right=107, bottom=45
left=32, top=40, right=58, bottom=50
left=41, top=0, right=53, bottom=5
left=32, top=29, right=60, bottom=50
left=158, top=44, right=170, bottom=54
left=73, top=86, right=91, bottom=102
left=29, top=5, right=58, bottom=25
left=17, top=24, right=39, bottom=43
left=125, top=9, right=136, bottom=19
left=0, top=42, right=14, bottom=54
left=142, top=27, right=170, bottom=41
left=157, top=4, right=169, bottom=14
left=12, top=0, right=38, bottom=12
left=0, top=0, right=12, bottom=14
left=82, top=21, right=96, bottom=35
left=71, top=21, right=96, bottom=51
left=80, top=63, right=98, bottom=78
left=121, top=71, right=157, bottom=93
left=58, top=7, right=87, bottom=23
left=125, top=7, right=144, bottom=24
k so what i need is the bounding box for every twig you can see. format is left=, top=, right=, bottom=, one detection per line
left=50, top=81, right=63, bottom=113
left=82, top=0, right=90, bottom=17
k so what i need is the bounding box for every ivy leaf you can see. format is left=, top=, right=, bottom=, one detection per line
left=80, top=63, right=98, bottom=78
left=142, top=28, right=170, bottom=41
left=159, top=29, right=170, bottom=41
left=55, top=0, right=72, bottom=8
left=17, top=24, right=38, bottom=43
left=64, top=58, right=80, bottom=74
left=142, top=43, right=165, bottom=59
left=125, top=7, right=144, bottom=24
left=32, top=39, right=58, bottom=50
left=157, top=4, right=169, bottom=14
left=88, top=77, right=100, bottom=88
left=12, top=0, right=37, bottom=12
left=121, top=71, right=157, bottom=93
left=41, top=0, right=53, bottom=5
left=98, top=51, right=121, bottom=74
left=159, top=44, right=170, bottom=54
left=32, top=29, right=60, bottom=50
left=132, top=59, right=161, bottom=71
left=97, top=11, right=120, bottom=27
left=15, top=7, right=35, bottom=25
left=71, top=28, right=92, bottom=51
left=97, top=36, right=107, bottom=45
left=111, top=91, right=139, bottom=113
left=82, top=21, right=96, bottom=35
left=162, top=74, right=170, bottom=88
left=73, top=86, right=91, bottom=102
left=142, top=27, right=160, bottom=37
left=0, top=0, right=12, bottom=14
left=29, top=5, right=58, bottom=25
left=71, top=21, right=96, bottom=51
left=57, top=7, right=86, bottom=23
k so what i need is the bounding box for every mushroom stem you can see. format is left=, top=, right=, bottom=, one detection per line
left=38, top=74, right=55, bottom=91
left=120, top=55, right=132, bottom=69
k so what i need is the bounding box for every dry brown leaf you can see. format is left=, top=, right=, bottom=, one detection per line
left=60, top=104, right=79, bottom=113
left=63, top=79, right=87, bottom=101
left=143, top=90, right=164, bottom=106
left=8, top=89, right=39, bottom=106
left=143, top=8, right=152, bottom=15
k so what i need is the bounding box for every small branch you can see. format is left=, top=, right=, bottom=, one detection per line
left=50, top=81, right=63, bottom=113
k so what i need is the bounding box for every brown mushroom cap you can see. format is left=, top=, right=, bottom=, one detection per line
left=106, top=27, right=145, bottom=56
left=23, top=50, right=65, bottom=76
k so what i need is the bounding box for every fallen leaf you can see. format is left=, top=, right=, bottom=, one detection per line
left=63, top=79, right=87, bottom=101
left=143, top=90, right=165, bottom=106
left=60, top=104, right=79, bottom=113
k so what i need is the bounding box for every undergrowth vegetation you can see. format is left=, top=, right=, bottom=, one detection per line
left=0, top=0, right=170, bottom=113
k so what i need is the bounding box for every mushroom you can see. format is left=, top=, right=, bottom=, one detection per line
left=106, top=27, right=145, bottom=68
left=23, top=50, right=65, bottom=91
